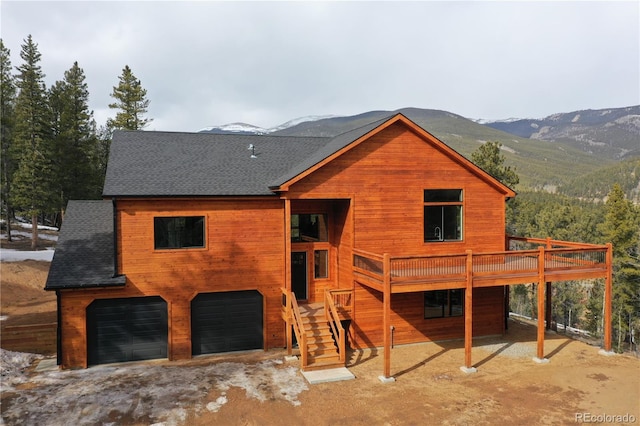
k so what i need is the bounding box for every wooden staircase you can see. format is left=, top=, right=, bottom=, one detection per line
left=298, top=303, right=344, bottom=371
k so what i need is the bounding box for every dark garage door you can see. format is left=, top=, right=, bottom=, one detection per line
left=87, top=297, right=168, bottom=365
left=191, top=291, right=263, bottom=355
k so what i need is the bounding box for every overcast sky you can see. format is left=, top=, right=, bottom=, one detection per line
left=2, top=1, right=639, bottom=132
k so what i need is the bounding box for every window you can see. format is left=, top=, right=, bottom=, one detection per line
left=424, top=289, right=464, bottom=319
left=424, top=189, right=463, bottom=242
left=154, top=216, right=205, bottom=249
left=314, top=250, right=328, bottom=279
left=291, top=214, right=328, bottom=242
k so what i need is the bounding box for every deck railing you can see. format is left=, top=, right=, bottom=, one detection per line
left=281, top=288, right=308, bottom=369
left=324, top=291, right=346, bottom=363
left=327, top=288, right=353, bottom=318
left=353, top=236, right=609, bottom=289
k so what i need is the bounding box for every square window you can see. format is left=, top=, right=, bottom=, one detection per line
left=154, top=216, right=205, bottom=249
left=291, top=214, right=328, bottom=242
left=424, top=190, right=463, bottom=242
left=424, top=289, right=464, bottom=319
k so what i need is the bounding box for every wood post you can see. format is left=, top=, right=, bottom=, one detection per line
left=382, top=253, right=392, bottom=379
left=544, top=238, right=552, bottom=330
left=464, top=250, right=473, bottom=369
left=604, top=243, right=613, bottom=352
left=285, top=291, right=292, bottom=356
left=536, top=246, right=546, bottom=360
left=284, top=199, right=292, bottom=354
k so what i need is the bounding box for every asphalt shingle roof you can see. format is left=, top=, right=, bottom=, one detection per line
left=103, top=132, right=332, bottom=197
left=102, top=114, right=398, bottom=197
left=45, top=200, right=126, bottom=290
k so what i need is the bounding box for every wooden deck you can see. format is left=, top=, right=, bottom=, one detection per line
left=353, top=237, right=609, bottom=292
left=351, top=236, right=613, bottom=379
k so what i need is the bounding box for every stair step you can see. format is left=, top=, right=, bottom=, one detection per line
left=309, top=351, right=341, bottom=362
left=297, top=303, right=345, bottom=371
left=307, top=335, right=335, bottom=345
left=307, top=345, right=338, bottom=356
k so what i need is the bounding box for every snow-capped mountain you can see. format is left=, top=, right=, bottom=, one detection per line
left=199, top=115, right=339, bottom=135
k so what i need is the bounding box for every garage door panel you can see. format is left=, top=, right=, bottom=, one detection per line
left=87, top=297, right=167, bottom=365
left=192, top=291, right=263, bottom=355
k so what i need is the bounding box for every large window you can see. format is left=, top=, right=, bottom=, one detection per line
left=291, top=214, right=328, bottom=242
left=424, top=289, right=464, bottom=319
left=154, top=216, right=205, bottom=249
left=424, top=189, right=463, bottom=242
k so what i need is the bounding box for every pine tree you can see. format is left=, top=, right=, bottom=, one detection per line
left=471, top=141, right=520, bottom=188
left=472, top=141, right=520, bottom=236
left=0, top=39, right=16, bottom=241
left=598, top=184, right=640, bottom=352
left=50, top=62, right=101, bottom=222
left=11, top=35, right=55, bottom=249
left=107, top=65, right=152, bottom=131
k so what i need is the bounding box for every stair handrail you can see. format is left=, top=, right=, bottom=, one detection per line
left=282, top=288, right=308, bottom=369
left=324, top=290, right=346, bottom=363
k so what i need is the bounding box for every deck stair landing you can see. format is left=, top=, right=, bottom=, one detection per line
left=298, top=303, right=343, bottom=371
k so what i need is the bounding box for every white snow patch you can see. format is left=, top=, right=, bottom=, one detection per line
left=1, top=230, right=58, bottom=241
left=0, top=248, right=55, bottom=262
left=0, top=349, right=44, bottom=392
left=572, top=114, right=580, bottom=123
left=206, top=394, right=228, bottom=412
left=0, top=349, right=308, bottom=425
left=200, top=115, right=341, bottom=134
left=8, top=219, right=58, bottom=232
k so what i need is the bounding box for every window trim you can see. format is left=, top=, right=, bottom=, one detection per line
left=423, top=189, right=464, bottom=243
left=153, top=215, right=206, bottom=251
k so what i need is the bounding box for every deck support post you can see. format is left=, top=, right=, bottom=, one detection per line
left=379, top=253, right=395, bottom=382
left=544, top=239, right=553, bottom=331
left=461, top=250, right=476, bottom=373
left=603, top=243, right=613, bottom=353
left=534, top=246, right=549, bottom=363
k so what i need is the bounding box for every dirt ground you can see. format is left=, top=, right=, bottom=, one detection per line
left=1, top=260, right=639, bottom=425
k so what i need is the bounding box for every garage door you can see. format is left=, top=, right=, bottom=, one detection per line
left=191, top=291, right=263, bottom=355
left=87, top=297, right=168, bottom=365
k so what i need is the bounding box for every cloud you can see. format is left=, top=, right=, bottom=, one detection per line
left=2, top=1, right=638, bottom=131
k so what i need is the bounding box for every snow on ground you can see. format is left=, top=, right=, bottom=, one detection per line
left=0, top=349, right=308, bottom=426
left=1, top=350, right=44, bottom=391
left=0, top=248, right=55, bottom=262
left=0, top=222, right=58, bottom=262
left=1, top=230, right=58, bottom=242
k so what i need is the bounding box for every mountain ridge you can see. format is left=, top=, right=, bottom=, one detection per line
left=199, top=105, right=639, bottom=193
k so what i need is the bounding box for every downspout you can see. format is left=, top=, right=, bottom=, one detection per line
left=112, top=198, right=118, bottom=277
left=56, top=290, right=62, bottom=366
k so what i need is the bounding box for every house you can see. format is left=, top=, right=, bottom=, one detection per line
left=45, top=114, right=613, bottom=378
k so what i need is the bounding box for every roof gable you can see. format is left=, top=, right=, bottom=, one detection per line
left=271, top=114, right=516, bottom=197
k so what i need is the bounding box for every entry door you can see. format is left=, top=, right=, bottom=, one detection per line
left=291, top=251, right=308, bottom=300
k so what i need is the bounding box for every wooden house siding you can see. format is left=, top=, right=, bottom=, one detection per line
left=58, top=198, right=288, bottom=368
left=349, top=283, right=504, bottom=349
left=285, top=122, right=508, bottom=254
left=284, top=122, right=509, bottom=347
